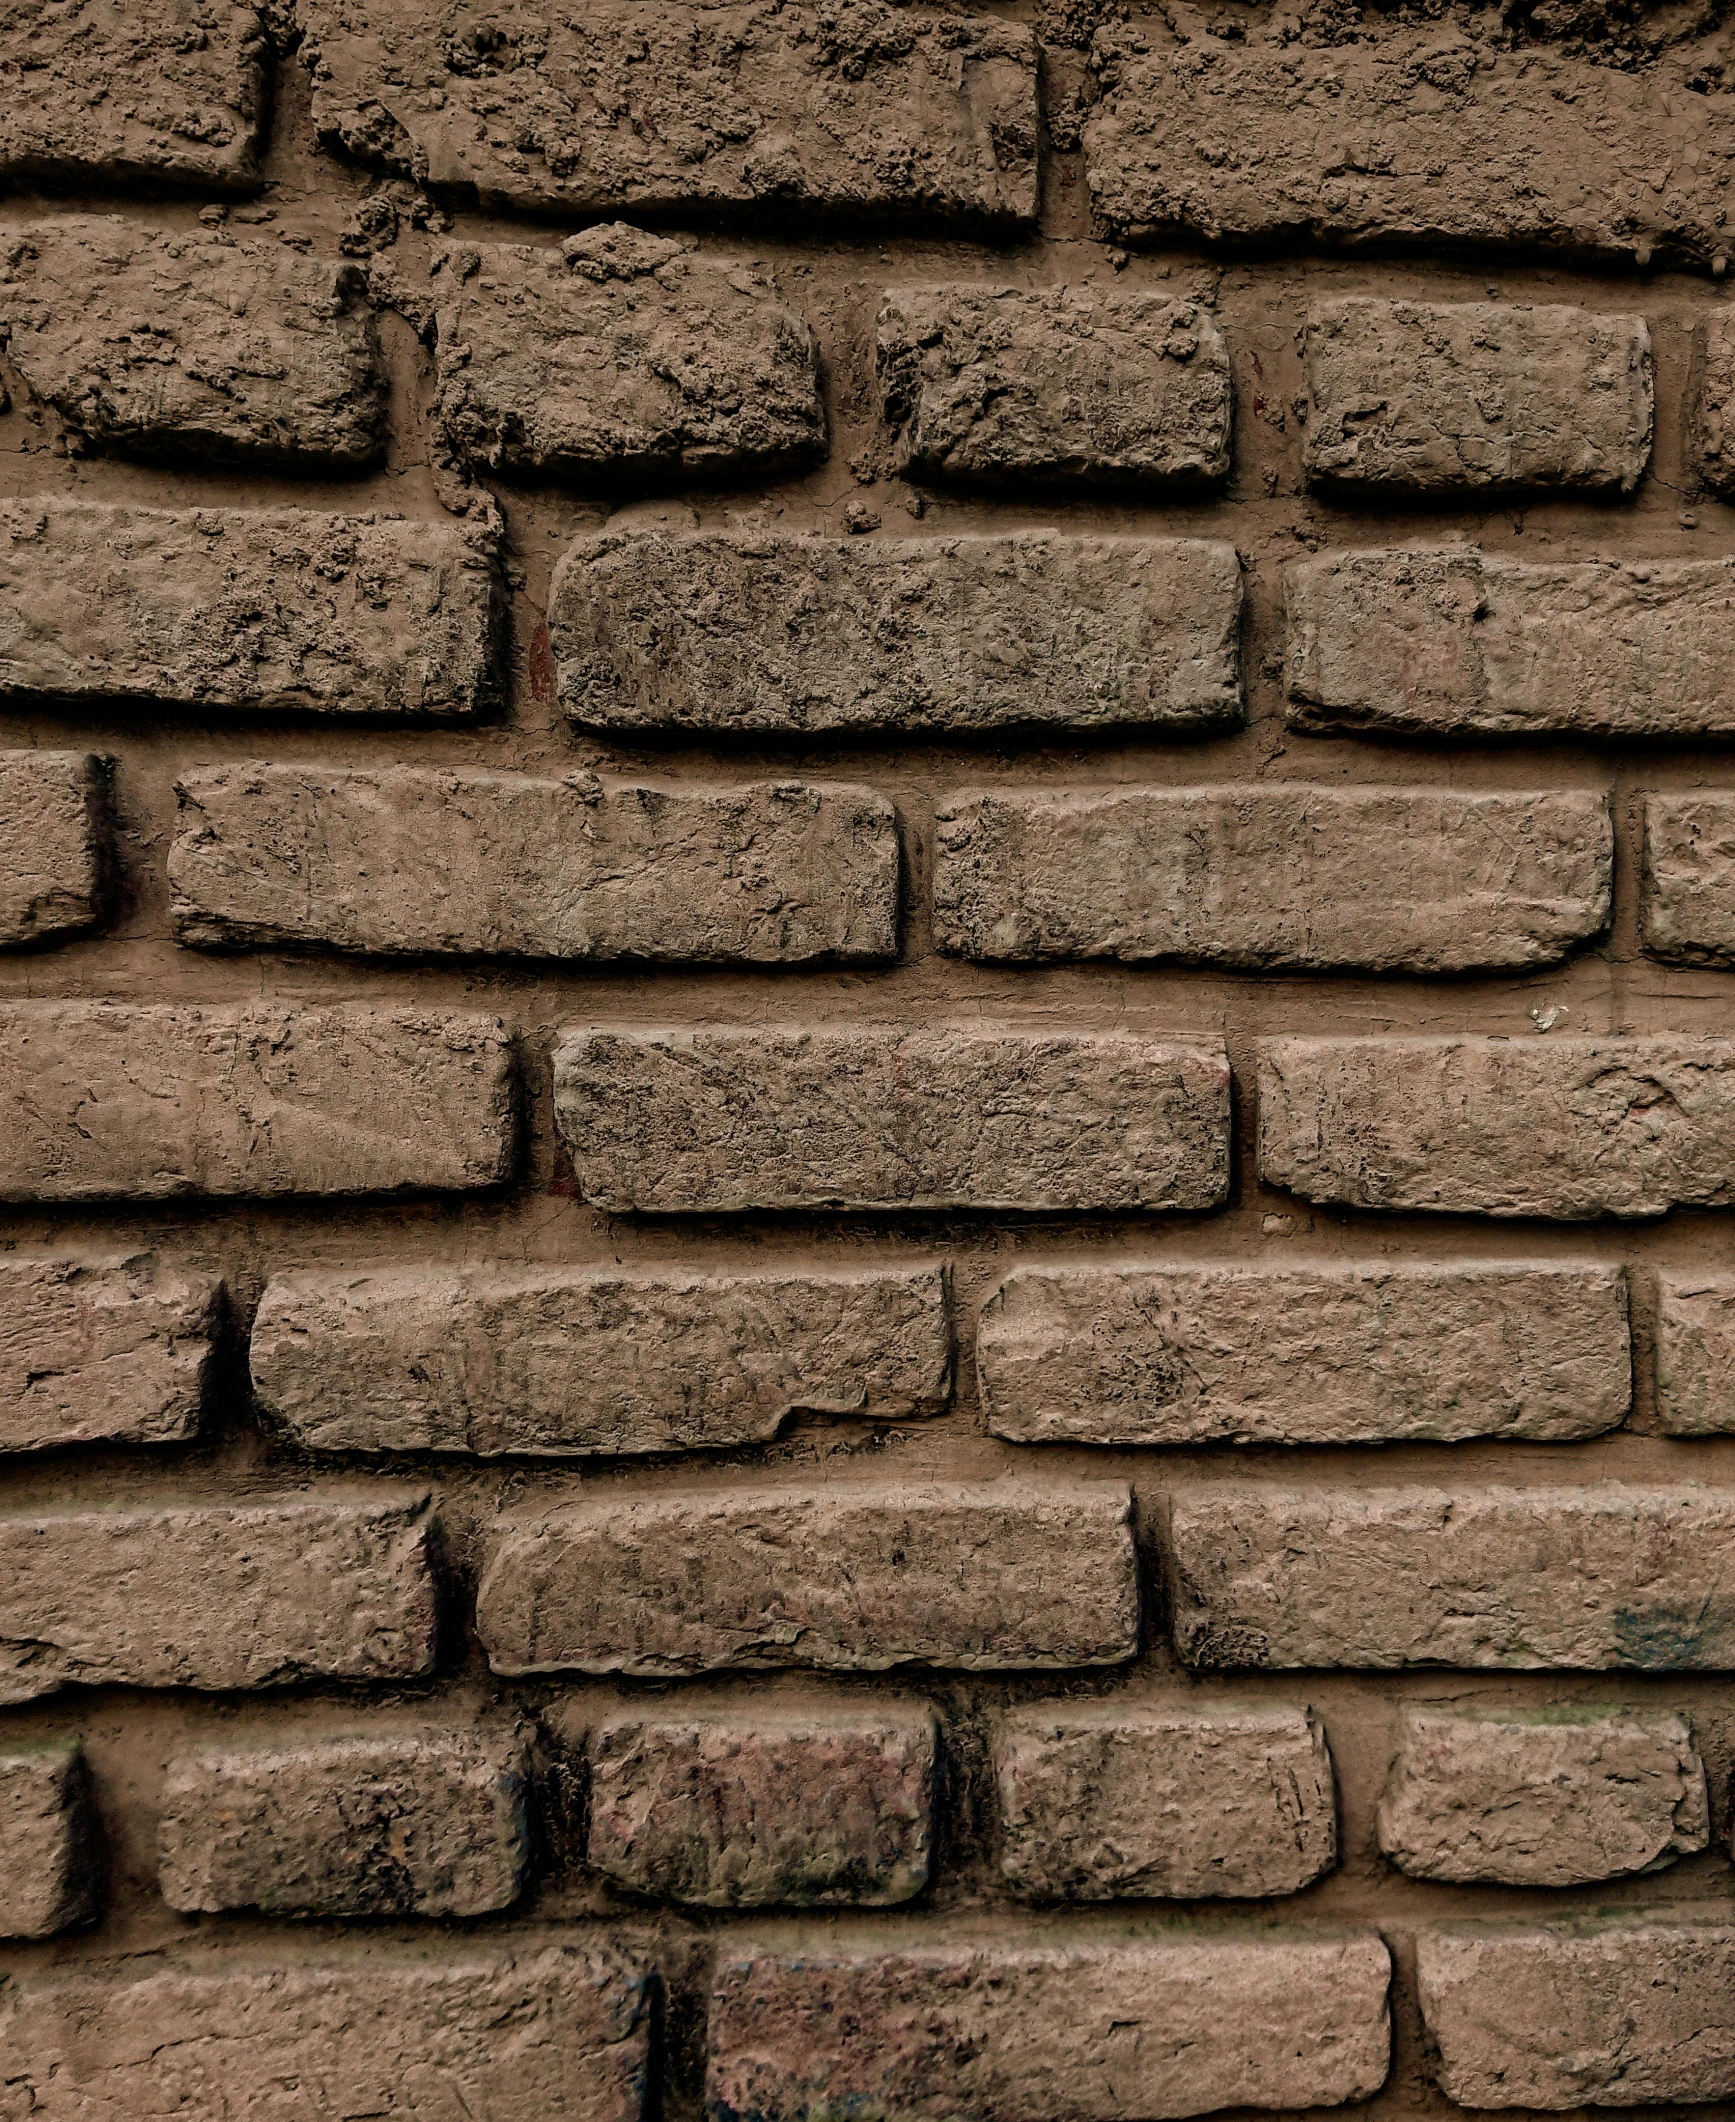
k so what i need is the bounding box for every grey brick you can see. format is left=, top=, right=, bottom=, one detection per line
left=0, top=751, right=107, bottom=948
left=0, top=1741, right=97, bottom=1939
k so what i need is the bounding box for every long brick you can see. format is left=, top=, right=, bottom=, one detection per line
left=250, top=1264, right=950, bottom=1457
left=550, top=531, right=1243, bottom=736
left=1640, top=794, right=1735, bottom=965
left=477, top=1482, right=1138, bottom=1678
left=553, top=1026, right=1230, bottom=1213
left=1697, top=311, right=1735, bottom=494
left=589, top=1704, right=935, bottom=1907
left=1656, top=1274, right=1735, bottom=1434
left=0, top=1741, right=97, bottom=1940
left=0, top=1003, right=515, bottom=1202
left=0, top=751, right=107, bottom=948
left=977, top=1264, right=1631, bottom=1447
left=1259, top=1035, right=1735, bottom=1219
left=707, top=1934, right=1392, bottom=2122
left=934, top=786, right=1611, bottom=971
left=1378, top=1711, right=1708, bottom=1887
left=0, top=1491, right=436, bottom=1703
left=995, top=1703, right=1336, bottom=1900
left=294, top=0, right=1036, bottom=227
left=1166, top=1485, right=1735, bottom=1671
left=0, top=499, right=496, bottom=719
left=171, top=765, right=898, bottom=963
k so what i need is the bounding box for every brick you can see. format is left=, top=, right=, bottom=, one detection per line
left=995, top=1703, right=1335, bottom=1900
left=876, top=285, right=1229, bottom=488
left=1259, top=1035, right=1735, bottom=1219
left=588, top=1704, right=935, bottom=1906
left=170, top=765, right=898, bottom=964
left=1303, top=300, right=1650, bottom=493
left=0, top=1002, right=515, bottom=1202
left=1378, top=1710, right=1708, bottom=1887
left=1166, top=1485, right=1735, bottom=1671
left=0, top=1741, right=97, bottom=1939
left=1418, top=1920, right=1735, bottom=2108
left=0, top=1944, right=651, bottom=2122
left=158, top=1730, right=530, bottom=1917
left=1696, top=310, right=1735, bottom=494
left=977, top=1264, right=1631, bottom=1448
left=550, top=531, right=1243, bottom=736
left=0, top=750, right=107, bottom=948
left=707, top=1933, right=1393, bottom=2122
left=1640, top=794, right=1735, bottom=965
left=294, top=0, right=1036, bottom=228
left=1656, top=1274, right=1735, bottom=1434
left=553, top=1026, right=1230, bottom=1213
left=250, top=1264, right=950, bottom=1458
left=477, top=1482, right=1138, bottom=1678
left=0, top=1491, right=436, bottom=1703
left=935, top=786, right=1611, bottom=972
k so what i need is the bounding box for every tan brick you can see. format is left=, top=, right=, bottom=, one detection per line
left=1656, top=1273, right=1735, bottom=1434
left=935, top=786, right=1610, bottom=971
left=1697, top=310, right=1735, bottom=494
left=1640, top=794, right=1735, bottom=965
left=553, top=1026, right=1229, bottom=1214
left=477, top=1482, right=1138, bottom=1678
left=0, top=751, right=107, bottom=948
left=0, top=1740, right=98, bottom=1940
left=550, top=531, right=1242, bottom=736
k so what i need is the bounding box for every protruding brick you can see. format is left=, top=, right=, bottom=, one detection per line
left=1697, top=311, right=1735, bottom=494
left=0, top=751, right=107, bottom=948
left=477, top=1482, right=1139, bottom=1678
left=1378, top=1711, right=1708, bottom=1887
left=0, top=1003, right=515, bottom=1202
left=0, top=1741, right=98, bottom=1939
left=550, top=532, right=1243, bottom=736
left=1640, top=794, right=1735, bottom=965
left=251, top=1264, right=950, bottom=1458
left=0, top=1491, right=436, bottom=1703
left=707, top=1934, right=1392, bottom=2122
left=996, top=1703, right=1336, bottom=1900
left=1166, top=1486, right=1735, bottom=1671
left=171, top=766, right=898, bottom=963
left=1656, top=1274, right=1735, bottom=1435
left=553, top=1026, right=1230, bottom=1214
left=876, top=286, right=1229, bottom=488
left=935, top=786, right=1610, bottom=971
left=978, top=1264, right=1630, bottom=1447
left=589, top=1704, right=935, bottom=1906
left=158, top=1730, right=531, bottom=1917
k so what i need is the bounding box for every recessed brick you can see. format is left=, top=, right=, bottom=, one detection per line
left=0, top=751, right=108, bottom=948
left=0, top=1740, right=98, bottom=1939
left=1640, top=794, right=1735, bottom=965
left=1656, top=1273, right=1735, bottom=1435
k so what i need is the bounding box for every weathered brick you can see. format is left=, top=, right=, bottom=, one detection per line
left=550, top=531, right=1243, bottom=736
left=0, top=498, right=496, bottom=719
left=588, top=1704, right=935, bottom=1906
left=477, top=1482, right=1138, bottom=1678
left=1656, top=1273, right=1735, bottom=1435
left=0, top=1740, right=97, bottom=1939
left=250, top=1264, right=950, bottom=1458
left=0, top=1003, right=515, bottom=1202
left=1640, top=794, right=1735, bottom=965
left=707, top=1934, right=1392, bottom=2122
left=1378, top=1710, right=1708, bottom=1887
left=294, top=0, right=1036, bottom=228
left=1303, top=300, right=1650, bottom=493
left=995, top=1703, right=1336, bottom=1900
left=935, top=786, right=1610, bottom=971
left=553, top=1026, right=1230, bottom=1213
left=876, top=286, right=1229, bottom=488
left=1259, top=1035, right=1735, bottom=1219
left=1166, top=1485, right=1735, bottom=1671
left=170, top=765, right=898, bottom=964
left=1696, top=310, right=1735, bottom=494
left=0, top=750, right=107, bottom=948
left=158, top=1730, right=531, bottom=1917
left=977, top=1264, right=1630, bottom=1448
left=0, top=1491, right=436, bottom=1703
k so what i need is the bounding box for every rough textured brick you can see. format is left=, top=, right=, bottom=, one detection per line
left=553, top=1026, right=1230, bottom=1213
left=171, top=764, right=898, bottom=963
left=158, top=1731, right=531, bottom=1917
left=250, top=1264, right=950, bottom=1457
left=0, top=750, right=108, bottom=948
left=0, top=1491, right=436, bottom=1703
left=588, top=1704, right=935, bottom=1906
left=294, top=0, right=1037, bottom=227
left=1418, top=1921, right=1735, bottom=2108
left=876, top=286, right=1229, bottom=488
left=995, top=1703, right=1336, bottom=1900
left=1166, top=1485, right=1735, bottom=1671
left=1656, top=1274, right=1735, bottom=1435
left=977, top=1264, right=1631, bottom=1448
left=0, top=1741, right=98, bottom=1939
left=934, top=786, right=1610, bottom=971
left=1259, top=1035, right=1735, bottom=1219
left=1378, top=1710, right=1708, bottom=1887
left=550, top=531, right=1243, bottom=735
left=477, top=1482, right=1138, bottom=1677
left=0, top=1002, right=515, bottom=1202
left=1302, top=300, right=1651, bottom=493
left=1640, top=794, right=1735, bottom=965
left=707, top=1934, right=1393, bottom=2122
left=1696, top=310, right=1735, bottom=494
left=0, top=499, right=496, bottom=719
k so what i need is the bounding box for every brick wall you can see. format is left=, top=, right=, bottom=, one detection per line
left=4, top=0, right=1735, bottom=2114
